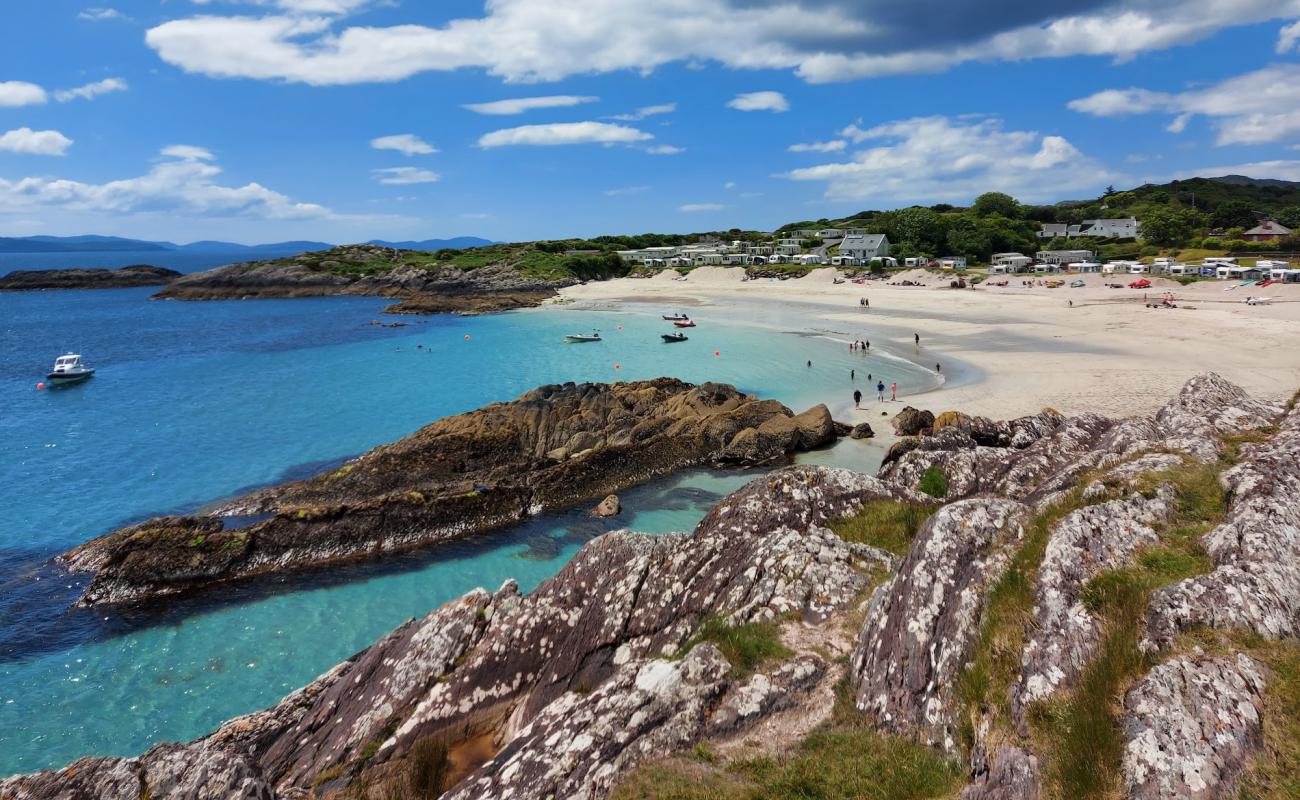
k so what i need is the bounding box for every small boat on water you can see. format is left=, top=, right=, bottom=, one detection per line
left=662, top=313, right=690, bottom=321
left=564, top=331, right=602, bottom=343
left=672, top=320, right=696, bottom=328
left=661, top=333, right=688, bottom=343
left=47, top=353, right=95, bottom=384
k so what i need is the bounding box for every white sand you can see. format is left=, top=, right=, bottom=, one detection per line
left=797, top=267, right=842, bottom=284
left=650, top=268, right=684, bottom=282
left=683, top=266, right=747, bottom=284
left=559, top=274, right=1300, bottom=427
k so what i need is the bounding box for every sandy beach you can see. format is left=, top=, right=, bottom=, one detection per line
left=558, top=268, right=1300, bottom=429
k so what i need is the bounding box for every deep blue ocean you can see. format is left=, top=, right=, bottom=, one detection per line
left=0, top=272, right=935, bottom=776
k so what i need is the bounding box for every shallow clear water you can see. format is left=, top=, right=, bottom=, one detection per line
left=0, top=288, right=933, bottom=776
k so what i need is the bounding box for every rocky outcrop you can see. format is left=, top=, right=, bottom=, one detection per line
left=63, top=380, right=839, bottom=606
left=850, top=498, right=1029, bottom=752
left=849, top=422, right=874, bottom=439
left=153, top=244, right=571, bottom=311
left=592, top=494, right=620, bottom=517
left=1122, top=654, right=1267, bottom=800
left=962, top=744, right=1041, bottom=800
left=0, top=264, right=181, bottom=291
left=1011, top=486, right=1176, bottom=720
left=7, top=466, right=918, bottom=799
left=1143, top=398, right=1300, bottom=651
left=892, top=406, right=935, bottom=436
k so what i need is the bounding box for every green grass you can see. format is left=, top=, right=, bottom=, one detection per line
left=1234, top=637, right=1300, bottom=800
left=611, top=683, right=961, bottom=800
left=679, top=616, right=793, bottom=679
left=829, top=500, right=935, bottom=557
left=917, top=467, right=949, bottom=499
left=1025, top=457, right=1229, bottom=799
left=955, top=487, right=1087, bottom=750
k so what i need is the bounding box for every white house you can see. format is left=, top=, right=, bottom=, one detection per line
left=1037, top=218, right=1141, bottom=239
left=839, top=233, right=890, bottom=261
left=1037, top=249, right=1094, bottom=265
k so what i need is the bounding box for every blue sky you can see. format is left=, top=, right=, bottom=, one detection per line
left=2, top=0, right=1300, bottom=244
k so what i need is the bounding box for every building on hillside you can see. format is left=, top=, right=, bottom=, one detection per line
left=1037, top=249, right=1094, bottom=265
left=1242, top=220, right=1292, bottom=242
left=839, top=233, right=890, bottom=261
left=816, top=228, right=844, bottom=239
left=1037, top=218, right=1141, bottom=239
left=843, top=228, right=866, bottom=237
left=774, top=238, right=804, bottom=256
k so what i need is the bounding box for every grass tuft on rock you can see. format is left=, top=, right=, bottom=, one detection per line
left=680, top=616, right=792, bottom=679
left=917, top=467, right=949, bottom=499
left=830, top=500, right=935, bottom=557
left=611, top=682, right=960, bottom=800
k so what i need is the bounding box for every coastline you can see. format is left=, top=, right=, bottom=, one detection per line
left=556, top=271, right=1300, bottom=424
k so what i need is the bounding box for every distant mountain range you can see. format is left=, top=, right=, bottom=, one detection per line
left=0, top=235, right=496, bottom=255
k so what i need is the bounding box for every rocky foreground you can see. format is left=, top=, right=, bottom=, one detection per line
left=0, top=265, right=181, bottom=291
left=9, top=373, right=1299, bottom=800
left=63, top=379, right=837, bottom=606
left=154, top=244, right=570, bottom=314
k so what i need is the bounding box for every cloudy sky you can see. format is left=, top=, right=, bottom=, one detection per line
left=2, top=1, right=1300, bottom=242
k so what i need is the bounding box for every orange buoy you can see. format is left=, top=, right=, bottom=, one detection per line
left=614, top=363, right=621, bottom=369
left=464, top=334, right=471, bottom=341
left=37, top=382, right=44, bottom=390
left=714, top=350, right=720, bottom=356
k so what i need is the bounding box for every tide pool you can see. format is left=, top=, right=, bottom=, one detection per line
left=0, top=288, right=934, bottom=776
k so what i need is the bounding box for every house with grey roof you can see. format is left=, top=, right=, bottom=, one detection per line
left=838, top=233, right=889, bottom=261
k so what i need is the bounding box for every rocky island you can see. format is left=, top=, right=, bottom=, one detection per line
left=0, top=264, right=182, bottom=291
left=153, top=242, right=626, bottom=314
left=63, top=378, right=837, bottom=606
left=9, top=373, right=1299, bottom=800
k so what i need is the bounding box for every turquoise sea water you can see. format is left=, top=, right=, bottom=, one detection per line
left=0, top=287, right=934, bottom=776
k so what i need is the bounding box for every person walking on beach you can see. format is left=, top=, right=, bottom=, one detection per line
left=807, top=360, right=812, bottom=368
left=851, top=369, right=856, bottom=381
left=936, top=363, right=941, bottom=373
left=864, top=340, right=870, bottom=349
left=890, top=381, right=897, bottom=401
left=914, top=333, right=920, bottom=345
left=877, top=380, right=885, bottom=401
left=854, top=389, right=862, bottom=408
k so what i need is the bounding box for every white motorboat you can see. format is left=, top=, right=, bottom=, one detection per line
left=564, top=331, right=602, bottom=343
left=47, top=353, right=95, bottom=384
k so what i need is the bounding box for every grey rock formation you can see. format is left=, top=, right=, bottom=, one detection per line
left=850, top=498, right=1029, bottom=752
left=1012, top=487, right=1175, bottom=719
left=1143, top=400, right=1300, bottom=651
left=1122, top=653, right=1267, bottom=800
left=850, top=421, right=875, bottom=439
left=962, top=744, right=1041, bottom=800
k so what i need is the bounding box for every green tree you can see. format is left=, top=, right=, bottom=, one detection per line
left=1276, top=206, right=1300, bottom=229
left=1210, top=200, right=1256, bottom=230
left=1140, top=207, right=1196, bottom=246
left=972, top=192, right=1021, bottom=218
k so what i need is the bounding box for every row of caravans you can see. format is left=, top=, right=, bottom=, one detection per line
left=991, top=254, right=1300, bottom=282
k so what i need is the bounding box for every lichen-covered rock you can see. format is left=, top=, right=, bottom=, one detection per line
left=1012, top=487, right=1175, bottom=720
left=1122, top=653, right=1266, bottom=800
left=705, top=655, right=827, bottom=737
left=892, top=406, right=936, bottom=436
left=850, top=498, right=1029, bottom=752
left=442, top=645, right=733, bottom=800
left=1151, top=372, right=1282, bottom=461
left=65, top=380, right=838, bottom=606
left=1143, top=401, right=1300, bottom=651
left=962, top=744, right=1041, bottom=800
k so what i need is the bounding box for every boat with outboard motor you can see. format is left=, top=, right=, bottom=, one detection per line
left=661, top=333, right=688, bottom=343
left=47, top=353, right=95, bottom=384
left=564, top=331, right=602, bottom=343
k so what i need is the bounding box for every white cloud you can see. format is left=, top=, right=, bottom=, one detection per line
left=0, top=146, right=333, bottom=220
left=645, top=144, right=684, bottom=155
left=609, top=102, right=676, bottom=121
left=463, top=95, right=598, bottom=115
left=789, top=139, right=847, bottom=153
left=0, top=81, right=47, bottom=107
left=143, top=0, right=1300, bottom=86
left=727, top=91, right=789, bottom=113
left=371, top=166, right=440, bottom=184
left=1278, top=20, right=1300, bottom=52
left=1172, top=160, right=1300, bottom=183
left=78, top=7, right=126, bottom=21
left=723, top=181, right=736, bottom=189
left=459, top=211, right=493, bottom=219
left=605, top=185, right=649, bottom=196
left=0, top=128, right=74, bottom=156
left=680, top=203, right=724, bottom=212
left=1069, top=63, right=1300, bottom=145
left=370, top=133, right=437, bottom=156
left=161, top=144, right=215, bottom=160
left=783, top=115, right=1113, bottom=204
left=478, top=121, right=652, bottom=148
left=54, top=77, right=128, bottom=103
